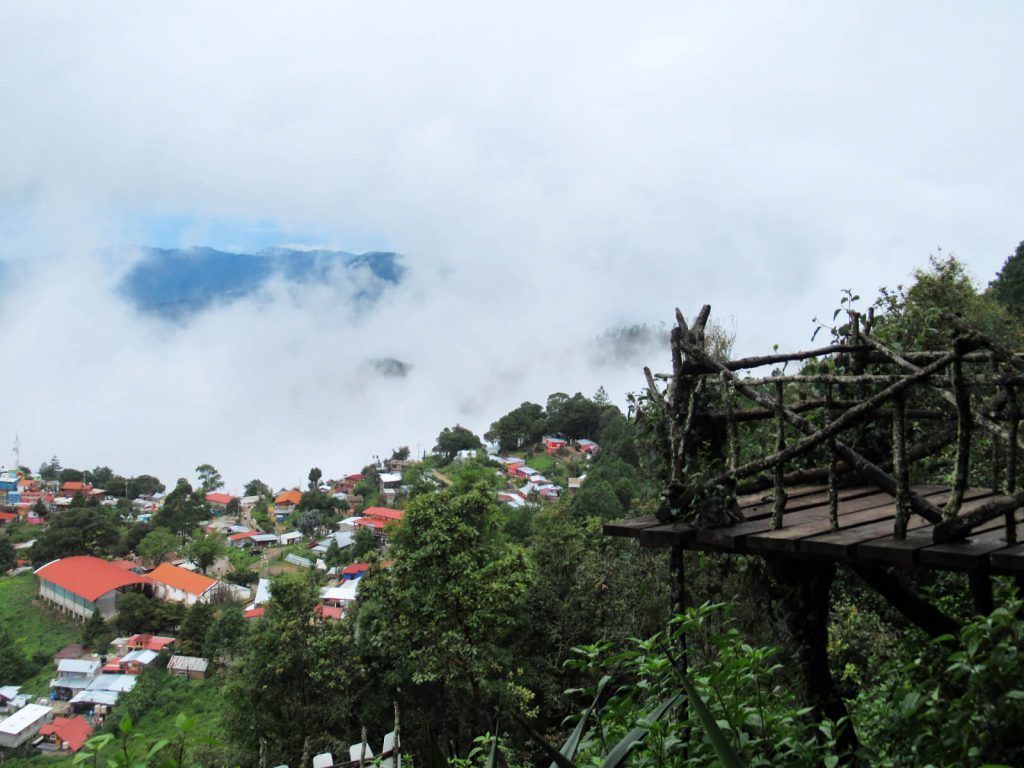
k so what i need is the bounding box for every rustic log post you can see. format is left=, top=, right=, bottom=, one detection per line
left=991, top=354, right=1002, bottom=497
left=825, top=382, right=839, bottom=531
left=393, top=701, right=402, bottom=768
left=970, top=569, right=994, bottom=616
left=1006, top=384, right=1018, bottom=546
left=892, top=390, right=911, bottom=539
left=767, top=559, right=859, bottom=761
left=772, top=380, right=787, bottom=530
left=945, top=340, right=972, bottom=521
left=722, top=373, right=739, bottom=472
left=669, top=542, right=690, bottom=730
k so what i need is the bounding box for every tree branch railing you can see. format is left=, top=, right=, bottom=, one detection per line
left=646, top=306, right=1024, bottom=544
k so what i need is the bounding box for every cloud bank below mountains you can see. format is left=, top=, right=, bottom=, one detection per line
left=0, top=2, right=1022, bottom=488
left=0, top=244, right=666, bottom=491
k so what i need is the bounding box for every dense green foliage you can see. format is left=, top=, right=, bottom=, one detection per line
left=31, top=506, right=121, bottom=566
left=988, top=240, right=1024, bottom=320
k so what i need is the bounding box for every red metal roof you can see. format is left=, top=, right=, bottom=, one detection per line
left=244, top=606, right=266, bottom=619
left=35, top=556, right=152, bottom=602
left=342, top=563, right=370, bottom=574
left=0, top=512, right=16, bottom=522
left=228, top=531, right=258, bottom=541
left=362, top=506, right=404, bottom=521
left=205, top=492, right=235, bottom=506
left=39, top=717, right=93, bottom=752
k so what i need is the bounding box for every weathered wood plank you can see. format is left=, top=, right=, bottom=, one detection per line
left=699, top=488, right=885, bottom=551
left=918, top=511, right=1024, bottom=571
left=796, top=487, right=989, bottom=560
left=603, top=515, right=661, bottom=538
left=856, top=493, right=999, bottom=565
left=638, top=520, right=697, bottom=547
left=746, top=486, right=947, bottom=555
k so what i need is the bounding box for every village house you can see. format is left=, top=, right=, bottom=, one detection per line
left=37, top=715, right=93, bottom=753
left=227, top=531, right=258, bottom=548
left=50, top=659, right=101, bottom=701
left=378, top=472, right=402, bottom=503
left=498, top=490, right=527, bottom=509
left=147, top=563, right=220, bottom=605
left=167, top=655, right=209, bottom=680
left=0, top=704, right=52, bottom=749
left=125, top=634, right=174, bottom=653
left=576, top=439, right=599, bottom=454
left=35, top=557, right=152, bottom=621
left=204, top=492, right=236, bottom=512
left=490, top=456, right=526, bottom=476
left=353, top=507, right=404, bottom=541
left=274, top=489, right=302, bottom=521
left=69, top=674, right=136, bottom=713
left=320, top=580, right=358, bottom=608
left=543, top=435, right=568, bottom=453
left=278, top=530, right=303, bottom=546
left=0, top=687, right=26, bottom=715
left=118, top=650, right=159, bottom=674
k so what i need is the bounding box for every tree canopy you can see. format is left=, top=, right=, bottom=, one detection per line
left=433, top=424, right=483, bottom=462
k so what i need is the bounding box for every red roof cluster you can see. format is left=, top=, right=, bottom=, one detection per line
left=35, top=556, right=152, bottom=602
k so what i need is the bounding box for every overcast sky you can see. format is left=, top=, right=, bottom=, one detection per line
left=1, top=2, right=1022, bottom=491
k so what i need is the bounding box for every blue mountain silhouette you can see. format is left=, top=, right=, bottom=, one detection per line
left=119, top=246, right=404, bottom=318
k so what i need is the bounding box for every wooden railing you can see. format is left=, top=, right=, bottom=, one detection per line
left=643, top=305, right=1024, bottom=544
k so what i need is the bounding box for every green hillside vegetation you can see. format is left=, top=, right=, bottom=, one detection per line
left=0, top=573, right=80, bottom=695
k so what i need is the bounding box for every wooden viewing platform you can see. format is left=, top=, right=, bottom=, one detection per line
left=606, top=483, right=1024, bottom=574
left=607, top=303, right=1024, bottom=754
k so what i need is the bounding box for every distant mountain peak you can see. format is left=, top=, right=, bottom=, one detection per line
left=119, top=246, right=405, bottom=319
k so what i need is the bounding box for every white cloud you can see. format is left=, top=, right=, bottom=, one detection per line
left=0, top=1, right=1021, bottom=488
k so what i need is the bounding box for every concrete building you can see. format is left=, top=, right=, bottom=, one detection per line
left=0, top=704, right=52, bottom=749
left=147, top=563, right=219, bottom=605
left=35, top=557, right=151, bottom=621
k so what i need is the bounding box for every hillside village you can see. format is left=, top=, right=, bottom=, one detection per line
left=0, top=393, right=616, bottom=764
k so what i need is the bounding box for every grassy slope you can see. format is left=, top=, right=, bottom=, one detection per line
left=0, top=573, right=81, bottom=696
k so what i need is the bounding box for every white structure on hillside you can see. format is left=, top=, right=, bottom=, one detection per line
left=0, top=704, right=52, bottom=748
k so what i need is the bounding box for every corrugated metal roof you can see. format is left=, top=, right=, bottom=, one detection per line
left=35, top=557, right=151, bottom=602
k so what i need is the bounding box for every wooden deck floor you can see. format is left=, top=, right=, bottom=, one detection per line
left=605, top=485, right=1024, bottom=574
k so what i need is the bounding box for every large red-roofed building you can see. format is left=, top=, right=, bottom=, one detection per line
left=35, top=556, right=152, bottom=621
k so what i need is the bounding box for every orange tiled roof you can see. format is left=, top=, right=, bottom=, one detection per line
left=148, top=563, right=217, bottom=596
left=275, top=489, right=302, bottom=506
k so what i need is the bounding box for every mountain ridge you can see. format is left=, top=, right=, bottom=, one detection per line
left=118, top=245, right=404, bottom=319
